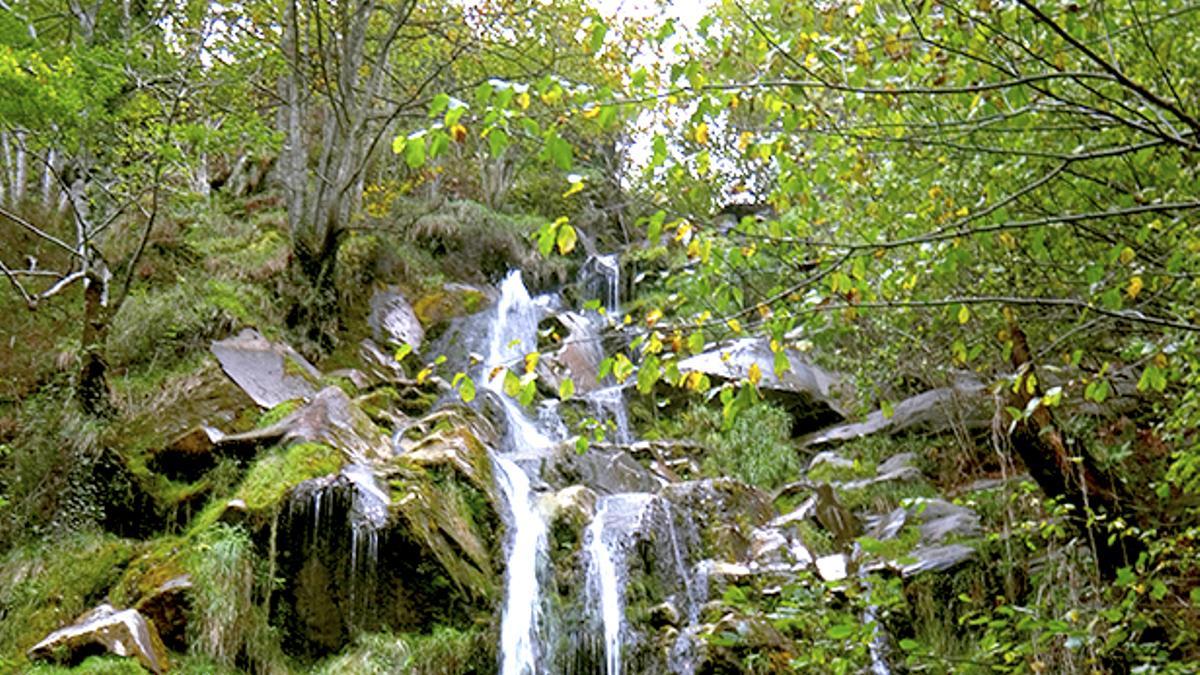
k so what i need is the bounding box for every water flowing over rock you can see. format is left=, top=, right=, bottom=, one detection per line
left=28, top=604, right=171, bottom=674
left=275, top=421, right=503, bottom=656
left=482, top=270, right=557, bottom=674
left=579, top=253, right=621, bottom=316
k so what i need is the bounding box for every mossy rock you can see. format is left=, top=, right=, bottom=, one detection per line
left=412, top=284, right=491, bottom=330
left=0, top=533, right=139, bottom=666
left=235, top=442, right=342, bottom=516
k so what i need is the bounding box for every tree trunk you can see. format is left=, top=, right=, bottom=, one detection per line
left=1006, top=322, right=1140, bottom=579
left=79, top=268, right=113, bottom=416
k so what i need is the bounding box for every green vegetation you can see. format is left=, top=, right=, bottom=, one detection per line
left=1, top=0, right=1199, bottom=671
left=0, top=532, right=137, bottom=670
left=234, top=443, right=342, bottom=514
left=315, top=626, right=495, bottom=675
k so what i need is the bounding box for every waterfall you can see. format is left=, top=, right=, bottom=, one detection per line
left=486, top=270, right=555, bottom=674
left=494, top=454, right=549, bottom=674
left=581, top=253, right=621, bottom=317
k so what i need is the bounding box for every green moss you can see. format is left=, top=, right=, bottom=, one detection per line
left=235, top=442, right=342, bottom=512
left=0, top=532, right=138, bottom=666
left=255, top=398, right=302, bottom=429
left=26, top=654, right=150, bottom=674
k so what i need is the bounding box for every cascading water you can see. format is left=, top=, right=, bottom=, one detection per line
left=494, top=454, right=549, bottom=674
left=485, top=270, right=555, bottom=674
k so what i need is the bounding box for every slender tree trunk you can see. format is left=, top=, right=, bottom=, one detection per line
left=13, top=130, right=27, bottom=205
left=79, top=267, right=112, bottom=416
left=1006, top=322, right=1140, bottom=579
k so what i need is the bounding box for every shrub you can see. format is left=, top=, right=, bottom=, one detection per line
left=691, top=402, right=803, bottom=490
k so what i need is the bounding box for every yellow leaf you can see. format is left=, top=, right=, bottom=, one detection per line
left=748, top=362, right=762, bottom=386
left=726, top=318, right=742, bottom=333
left=1127, top=275, right=1143, bottom=299
left=524, top=352, right=539, bottom=374
left=958, top=305, right=970, bottom=324
left=694, top=122, right=709, bottom=145
left=417, top=367, right=432, bottom=384
left=955, top=206, right=969, bottom=217
left=582, top=105, right=600, bottom=118
left=450, top=124, right=467, bottom=142
left=737, top=131, right=754, bottom=151
left=645, top=308, right=663, bottom=326
left=804, top=52, right=819, bottom=69
left=516, top=91, right=531, bottom=109
left=562, top=179, right=585, bottom=198
left=675, top=220, right=693, bottom=242
left=1119, top=247, right=1136, bottom=265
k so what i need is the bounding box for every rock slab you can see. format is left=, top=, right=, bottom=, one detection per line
left=28, top=603, right=170, bottom=674
left=212, top=328, right=321, bottom=408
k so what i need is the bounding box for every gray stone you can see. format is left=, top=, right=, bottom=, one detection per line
left=678, top=338, right=852, bottom=432
left=877, top=452, right=918, bottom=475
left=542, top=445, right=663, bottom=496
left=907, top=498, right=981, bottom=543
left=899, top=544, right=975, bottom=576
left=649, top=601, right=681, bottom=629
left=28, top=604, right=170, bottom=674
left=211, top=328, right=321, bottom=408
left=801, top=377, right=990, bottom=447
left=369, top=286, right=425, bottom=350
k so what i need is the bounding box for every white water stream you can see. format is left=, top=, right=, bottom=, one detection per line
left=486, top=271, right=553, bottom=674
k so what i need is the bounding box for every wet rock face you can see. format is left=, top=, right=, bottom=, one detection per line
left=662, top=479, right=776, bottom=561
left=272, top=410, right=505, bottom=657
left=27, top=603, right=171, bottom=674
left=542, top=445, right=664, bottom=496
left=133, top=575, right=192, bottom=652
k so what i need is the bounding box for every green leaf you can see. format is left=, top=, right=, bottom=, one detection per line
left=405, top=135, right=426, bottom=168
left=827, top=623, right=855, bottom=640
left=559, top=378, right=575, bottom=400
left=519, top=379, right=538, bottom=407
left=488, top=128, right=509, bottom=158
left=504, top=370, right=522, bottom=398
left=556, top=224, right=578, bottom=255
left=394, top=343, right=413, bottom=362
left=547, top=133, right=573, bottom=170
left=429, top=92, right=450, bottom=118
left=637, top=356, right=661, bottom=394
left=881, top=399, right=894, bottom=419
left=459, top=376, right=476, bottom=403
left=429, top=130, right=449, bottom=158
left=588, top=19, right=608, bottom=53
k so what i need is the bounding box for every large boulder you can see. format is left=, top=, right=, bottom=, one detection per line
left=273, top=407, right=505, bottom=656
left=369, top=285, right=425, bottom=351
left=542, top=444, right=664, bottom=495
left=537, top=311, right=605, bottom=396
left=211, top=328, right=322, bottom=408
left=678, top=338, right=852, bottom=434
left=134, top=575, right=192, bottom=652
left=800, top=377, right=991, bottom=447
left=27, top=604, right=170, bottom=674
